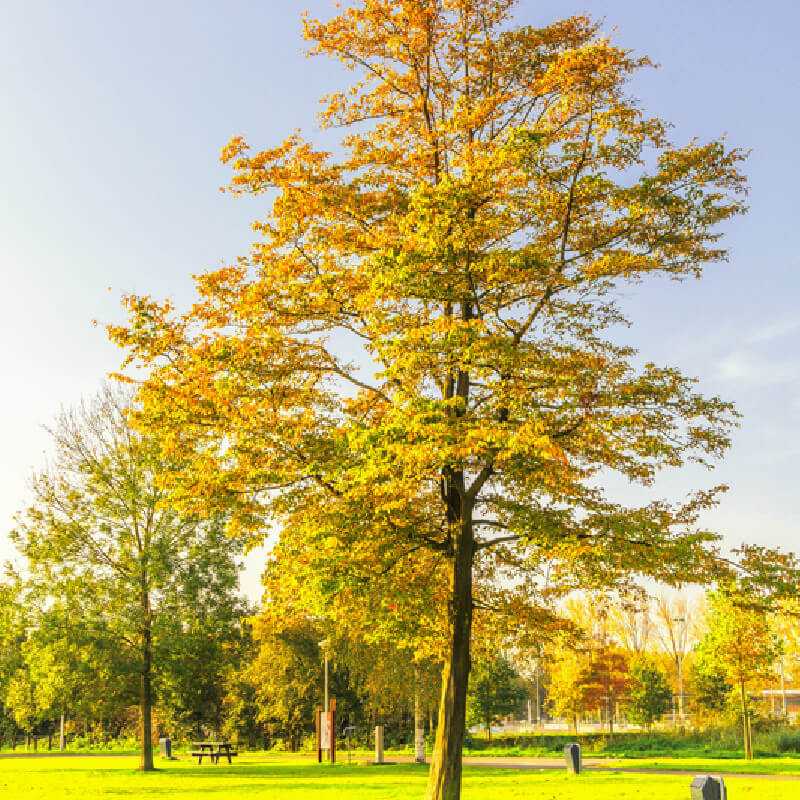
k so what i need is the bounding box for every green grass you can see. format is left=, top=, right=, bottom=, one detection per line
left=0, top=753, right=799, bottom=800
left=600, top=756, right=800, bottom=775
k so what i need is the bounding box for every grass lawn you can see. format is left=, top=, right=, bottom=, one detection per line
left=600, top=756, right=800, bottom=775
left=1, top=754, right=799, bottom=800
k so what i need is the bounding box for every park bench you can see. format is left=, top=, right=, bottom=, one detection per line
left=190, top=741, right=238, bottom=764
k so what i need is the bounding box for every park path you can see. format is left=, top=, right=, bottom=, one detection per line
left=390, top=754, right=800, bottom=781
left=3, top=750, right=800, bottom=781
left=0, top=752, right=131, bottom=759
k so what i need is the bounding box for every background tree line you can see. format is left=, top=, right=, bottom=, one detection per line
left=0, top=389, right=446, bottom=755
left=1, top=387, right=793, bottom=763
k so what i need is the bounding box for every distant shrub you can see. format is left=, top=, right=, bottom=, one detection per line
left=768, top=730, right=800, bottom=754
left=460, top=725, right=800, bottom=759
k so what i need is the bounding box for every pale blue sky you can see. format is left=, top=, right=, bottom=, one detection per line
left=1, top=1, right=798, bottom=600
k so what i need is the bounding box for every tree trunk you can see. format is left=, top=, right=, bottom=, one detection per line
left=740, top=680, right=752, bottom=760
left=781, top=662, right=788, bottom=716
left=140, top=638, right=154, bottom=769
left=425, top=517, right=473, bottom=800
left=608, top=697, right=614, bottom=737
left=139, top=583, right=155, bottom=771
left=59, top=713, right=65, bottom=751
left=415, top=668, right=426, bottom=764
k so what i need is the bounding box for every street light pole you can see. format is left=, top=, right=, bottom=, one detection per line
left=320, top=638, right=331, bottom=711
left=672, top=616, right=686, bottom=727
left=324, top=654, right=329, bottom=712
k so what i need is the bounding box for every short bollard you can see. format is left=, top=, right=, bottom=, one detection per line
left=563, top=742, right=581, bottom=774
left=690, top=775, right=726, bottom=800
left=374, top=725, right=384, bottom=765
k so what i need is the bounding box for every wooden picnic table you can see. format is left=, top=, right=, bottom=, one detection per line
left=190, top=741, right=238, bottom=764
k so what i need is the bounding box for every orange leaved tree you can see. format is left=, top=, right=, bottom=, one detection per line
left=110, top=2, right=751, bottom=797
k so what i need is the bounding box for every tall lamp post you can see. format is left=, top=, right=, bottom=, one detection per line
left=673, top=617, right=686, bottom=727
left=320, top=638, right=331, bottom=711
left=317, top=638, right=336, bottom=763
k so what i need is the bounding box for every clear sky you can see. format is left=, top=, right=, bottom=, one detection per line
left=1, top=1, right=798, bottom=602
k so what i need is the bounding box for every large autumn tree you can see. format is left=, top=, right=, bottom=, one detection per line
left=110, top=2, right=753, bottom=797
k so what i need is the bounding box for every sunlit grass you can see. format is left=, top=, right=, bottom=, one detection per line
left=1, top=753, right=799, bottom=800
left=599, top=756, right=800, bottom=775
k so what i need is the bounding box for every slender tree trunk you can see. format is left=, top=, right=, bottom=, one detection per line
left=140, top=580, right=155, bottom=771
left=781, top=661, right=788, bottom=716
left=608, top=696, right=614, bottom=737
left=740, top=680, right=752, bottom=760
left=59, top=713, right=65, bottom=751
left=425, top=516, right=473, bottom=800
left=140, top=635, right=154, bottom=769
left=415, top=667, right=426, bottom=764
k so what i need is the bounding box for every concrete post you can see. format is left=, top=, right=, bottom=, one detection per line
left=374, top=725, right=384, bottom=765
left=690, top=775, right=726, bottom=800
left=564, top=742, right=581, bottom=774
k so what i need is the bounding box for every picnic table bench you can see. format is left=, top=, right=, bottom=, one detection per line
left=190, top=741, right=238, bottom=764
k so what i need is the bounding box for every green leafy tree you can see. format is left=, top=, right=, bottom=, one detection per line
left=247, top=617, right=342, bottom=751
left=467, top=655, right=526, bottom=740
left=20, top=594, right=138, bottom=747
left=221, top=656, right=264, bottom=749
left=697, top=589, right=780, bottom=759
left=0, top=577, right=27, bottom=745
left=2, top=579, right=136, bottom=748
left=11, top=387, right=244, bottom=769
left=689, top=648, right=731, bottom=716
left=154, top=542, right=250, bottom=740
left=625, top=657, right=672, bottom=731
